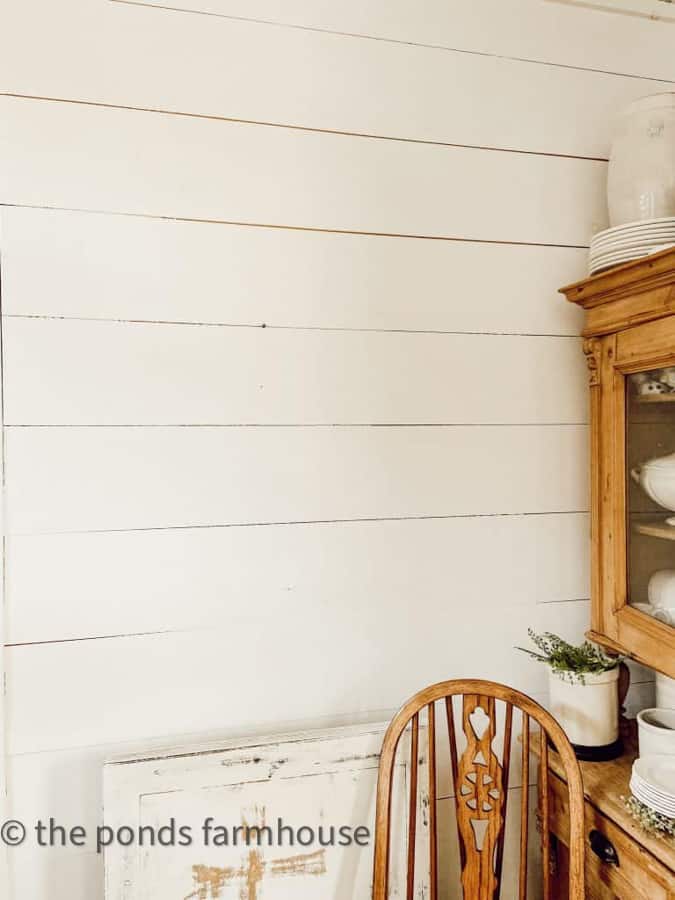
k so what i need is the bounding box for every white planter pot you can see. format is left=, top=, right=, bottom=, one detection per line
left=549, top=668, right=620, bottom=750
left=608, top=93, right=675, bottom=226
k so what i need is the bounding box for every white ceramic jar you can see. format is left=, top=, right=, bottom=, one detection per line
left=637, top=708, right=675, bottom=757
left=549, top=668, right=619, bottom=749
left=631, top=451, right=675, bottom=523
left=608, top=93, right=675, bottom=226
left=656, top=672, right=675, bottom=710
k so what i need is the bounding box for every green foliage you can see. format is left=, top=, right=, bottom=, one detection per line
left=516, top=629, right=619, bottom=684
left=623, top=795, right=675, bottom=838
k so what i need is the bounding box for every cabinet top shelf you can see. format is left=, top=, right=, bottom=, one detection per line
left=635, top=392, right=675, bottom=404
left=633, top=519, right=675, bottom=541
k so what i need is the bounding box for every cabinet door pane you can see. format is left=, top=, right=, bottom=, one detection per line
left=627, top=367, right=675, bottom=632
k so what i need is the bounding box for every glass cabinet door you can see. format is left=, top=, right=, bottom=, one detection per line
left=627, top=367, right=675, bottom=634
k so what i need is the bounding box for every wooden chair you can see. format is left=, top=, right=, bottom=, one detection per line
left=372, top=679, right=585, bottom=899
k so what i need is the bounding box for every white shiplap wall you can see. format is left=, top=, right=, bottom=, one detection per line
left=0, top=0, right=668, bottom=896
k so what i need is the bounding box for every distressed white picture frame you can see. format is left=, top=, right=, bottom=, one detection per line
left=104, top=721, right=429, bottom=899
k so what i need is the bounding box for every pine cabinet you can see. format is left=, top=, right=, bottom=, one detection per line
left=561, top=247, right=675, bottom=679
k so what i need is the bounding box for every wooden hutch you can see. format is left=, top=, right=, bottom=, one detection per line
left=561, top=245, right=675, bottom=677
left=544, top=248, right=675, bottom=898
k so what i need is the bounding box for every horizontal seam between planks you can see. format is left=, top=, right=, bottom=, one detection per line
left=107, top=0, right=675, bottom=83
left=5, top=629, right=176, bottom=648
left=536, top=596, right=591, bottom=605
left=0, top=92, right=610, bottom=162
left=4, top=510, right=590, bottom=538
left=5, top=611, right=601, bottom=648
left=5, top=612, right=612, bottom=649
left=2, top=314, right=584, bottom=338
left=0, top=203, right=591, bottom=249
left=3, top=423, right=590, bottom=428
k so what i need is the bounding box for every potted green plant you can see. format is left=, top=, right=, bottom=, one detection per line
left=518, top=629, right=623, bottom=760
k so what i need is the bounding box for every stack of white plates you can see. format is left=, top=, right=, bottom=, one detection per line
left=589, top=217, right=675, bottom=275
left=630, top=755, right=675, bottom=818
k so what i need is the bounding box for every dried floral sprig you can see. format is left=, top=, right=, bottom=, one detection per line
left=516, top=629, right=620, bottom=684
left=622, top=795, right=675, bottom=839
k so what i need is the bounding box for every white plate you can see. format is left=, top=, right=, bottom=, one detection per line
left=591, top=243, right=675, bottom=265
left=592, top=245, right=655, bottom=257
left=630, top=788, right=675, bottom=818
left=592, top=224, right=675, bottom=240
left=633, top=755, right=675, bottom=796
left=590, top=251, right=651, bottom=267
left=591, top=242, right=675, bottom=260
left=631, top=774, right=675, bottom=803
left=591, top=233, right=675, bottom=253
left=631, top=769, right=675, bottom=796
left=592, top=222, right=675, bottom=237
left=630, top=781, right=675, bottom=816
left=590, top=249, right=657, bottom=263
left=589, top=255, right=650, bottom=275
left=630, top=793, right=675, bottom=818
left=593, top=217, right=675, bottom=238
left=591, top=245, right=655, bottom=257
left=590, top=254, right=664, bottom=270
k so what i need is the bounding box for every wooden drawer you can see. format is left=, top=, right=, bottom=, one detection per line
left=547, top=771, right=675, bottom=899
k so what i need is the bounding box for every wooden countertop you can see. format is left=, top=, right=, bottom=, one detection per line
left=535, top=723, right=675, bottom=872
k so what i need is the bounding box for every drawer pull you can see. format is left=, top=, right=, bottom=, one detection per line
left=589, top=829, right=620, bottom=866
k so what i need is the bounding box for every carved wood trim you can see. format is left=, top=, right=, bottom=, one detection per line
left=455, top=695, right=505, bottom=899
left=582, top=338, right=602, bottom=387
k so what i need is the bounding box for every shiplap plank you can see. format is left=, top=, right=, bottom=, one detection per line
left=128, top=0, right=675, bottom=81
left=4, top=425, right=588, bottom=534
left=8, top=851, right=101, bottom=900
left=3, top=318, right=586, bottom=426
left=0, top=97, right=607, bottom=245
left=5, top=513, right=589, bottom=644
left=0, top=0, right=665, bottom=158
left=5, top=601, right=589, bottom=754
left=3, top=602, right=587, bottom=757
left=0, top=208, right=586, bottom=335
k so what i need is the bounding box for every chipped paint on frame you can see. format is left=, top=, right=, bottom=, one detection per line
left=104, top=722, right=430, bottom=899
